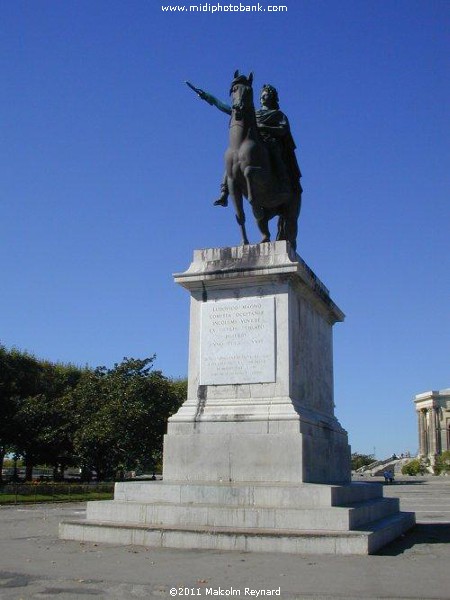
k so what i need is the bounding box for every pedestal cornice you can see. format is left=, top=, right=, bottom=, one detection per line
left=174, top=241, right=345, bottom=325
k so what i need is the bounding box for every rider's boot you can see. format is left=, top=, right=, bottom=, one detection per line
left=213, top=182, right=229, bottom=207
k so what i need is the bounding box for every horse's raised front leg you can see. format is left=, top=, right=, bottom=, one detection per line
left=228, top=180, right=249, bottom=245
left=244, top=166, right=270, bottom=243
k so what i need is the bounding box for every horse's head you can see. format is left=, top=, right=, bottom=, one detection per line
left=229, top=70, right=254, bottom=121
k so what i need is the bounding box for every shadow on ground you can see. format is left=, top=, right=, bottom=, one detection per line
left=376, top=523, right=450, bottom=556
left=354, top=478, right=429, bottom=487
left=381, top=479, right=428, bottom=487
left=0, top=571, right=38, bottom=589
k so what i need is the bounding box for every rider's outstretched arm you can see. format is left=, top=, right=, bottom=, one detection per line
left=186, top=81, right=231, bottom=115
left=201, top=92, right=232, bottom=115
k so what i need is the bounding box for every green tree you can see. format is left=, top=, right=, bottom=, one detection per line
left=351, top=452, right=375, bottom=471
left=169, top=377, right=187, bottom=401
left=1, top=344, right=186, bottom=483
left=13, top=360, right=84, bottom=480
left=0, top=345, right=44, bottom=483
left=69, top=357, right=184, bottom=480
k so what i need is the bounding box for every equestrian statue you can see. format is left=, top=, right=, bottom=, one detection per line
left=186, top=71, right=302, bottom=250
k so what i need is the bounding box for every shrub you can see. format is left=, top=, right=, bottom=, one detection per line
left=401, top=458, right=428, bottom=476
left=434, top=451, right=450, bottom=475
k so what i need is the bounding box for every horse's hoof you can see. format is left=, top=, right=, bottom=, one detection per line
left=261, top=236, right=270, bottom=244
left=242, top=240, right=249, bottom=245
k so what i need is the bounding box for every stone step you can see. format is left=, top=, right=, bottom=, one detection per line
left=114, top=481, right=383, bottom=508
left=359, top=512, right=416, bottom=554
left=59, top=511, right=415, bottom=555
left=86, top=496, right=400, bottom=532
left=331, top=482, right=384, bottom=505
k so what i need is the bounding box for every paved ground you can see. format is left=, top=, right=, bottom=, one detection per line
left=1, top=476, right=450, bottom=600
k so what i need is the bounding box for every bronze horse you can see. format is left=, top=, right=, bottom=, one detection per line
left=225, top=71, right=301, bottom=249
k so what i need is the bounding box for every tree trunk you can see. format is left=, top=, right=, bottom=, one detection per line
left=81, top=466, right=92, bottom=483
left=0, top=447, right=5, bottom=485
left=25, top=457, right=34, bottom=481
left=95, top=464, right=103, bottom=482
left=58, top=463, right=66, bottom=481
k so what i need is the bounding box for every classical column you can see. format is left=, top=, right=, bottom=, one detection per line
left=434, top=407, right=442, bottom=454
left=428, top=407, right=437, bottom=456
left=419, top=409, right=428, bottom=456
left=417, top=409, right=424, bottom=455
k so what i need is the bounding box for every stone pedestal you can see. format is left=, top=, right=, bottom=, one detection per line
left=163, top=242, right=350, bottom=485
left=60, top=242, right=415, bottom=554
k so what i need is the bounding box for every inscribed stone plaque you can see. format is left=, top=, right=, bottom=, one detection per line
left=200, top=297, right=276, bottom=385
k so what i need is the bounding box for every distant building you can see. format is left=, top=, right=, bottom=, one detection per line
left=415, top=389, right=450, bottom=463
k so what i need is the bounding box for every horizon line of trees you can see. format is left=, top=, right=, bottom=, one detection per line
left=0, top=344, right=186, bottom=484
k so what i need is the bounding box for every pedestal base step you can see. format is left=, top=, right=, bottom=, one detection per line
left=59, top=481, right=415, bottom=555
left=84, top=497, right=402, bottom=531
left=113, top=480, right=384, bottom=507
left=60, top=511, right=415, bottom=555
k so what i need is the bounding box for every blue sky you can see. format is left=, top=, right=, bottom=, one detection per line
left=1, top=1, right=449, bottom=459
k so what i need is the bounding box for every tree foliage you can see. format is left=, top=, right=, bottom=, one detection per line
left=0, top=345, right=185, bottom=482
left=68, top=357, right=183, bottom=479
left=433, top=451, right=450, bottom=475
left=13, top=361, right=85, bottom=479
left=0, top=345, right=48, bottom=482
left=351, top=452, right=375, bottom=471
left=401, top=458, right=428, bottom=476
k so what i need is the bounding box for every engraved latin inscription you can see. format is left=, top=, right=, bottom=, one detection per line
left=200, top=297, right=276, bottom=385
